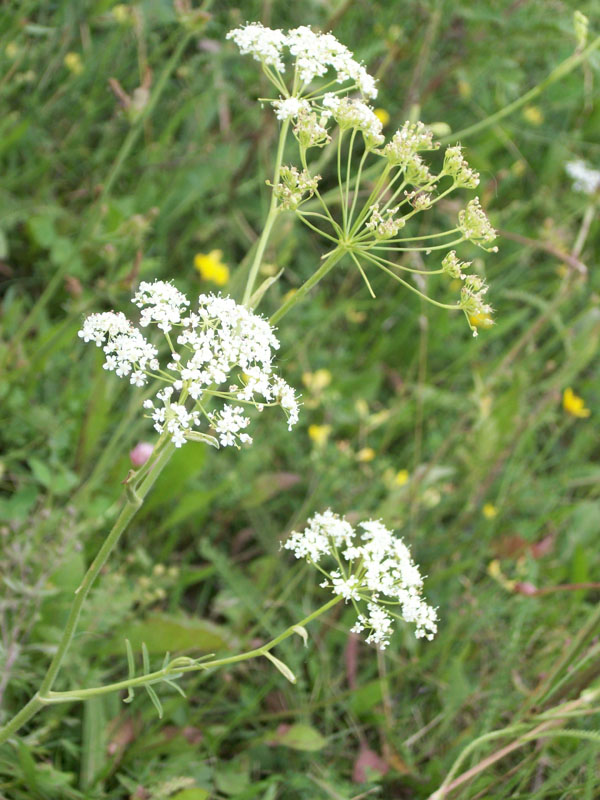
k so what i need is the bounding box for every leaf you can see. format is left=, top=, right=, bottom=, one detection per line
left=248, top=269, right=283, bottom=310
left=107, top=613, right=232, bottom=655
left=81, top=696, right=107, bottom=789
left=124, top=639, right=135, bottom=703
left=172, top=791, right=210, bottom=800
left=184, top=430, right=219, bottom=448
left=269, top=723, right=326, bottom=752
left=263, top=651, right=296, bottom=684
left=242, top=472, right=301, bottom=509
left=144, top=683, right=163, bottom=718
left=292, top=625, right=308, bottom=647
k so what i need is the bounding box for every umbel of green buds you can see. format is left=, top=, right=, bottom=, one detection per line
left=271, top=166, right=321, bottom=210
left=228, top=22, right=499, bottom=337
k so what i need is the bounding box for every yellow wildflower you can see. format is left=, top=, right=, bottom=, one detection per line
left=483, top=503, right=497, bottom=519
left=357, top=447, right=376, bottom=462
left=355, top=398, right=369, bottom=418
left=487, top=559, right=515, bottom=591
left=5, top=42, right=19, bottom=59
left=302, top=369, right=332, bottom=393
left=374, top=108, right=390, bottom=127
left=308, top=424, right=331, bottom=447
left=563, top=387, right=590, bottom=418
left=522, top=105, right=544, bottom=126
left=457, top=78, right=472, bottom=99
left=194, top=249, right=229, bottom=286
left=64, top=52, right=84, bottom=75
left=394, top=469, right=409, bottom=487
left=112, top=4, right=132, bottom=23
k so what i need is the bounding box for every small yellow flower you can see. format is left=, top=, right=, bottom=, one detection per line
left=64, top=52, right=84, bottom=75
left=346, top=307, right=366, bottom=323
left=394, top=469, right=409, bottom=487
left=112, top=4, right=132, bottom=23
left=302, top=369, right=332, bottom=392
left=194, top=249, right=229, bottom=286
left=457, top=78, right=472, bottom=99
left=5, top=42, right=19, bottom=59
left=522, top=105, right=544, bottom=126
left=355, top=398, right=369, bottom=418
left=283, top=288, right=297, bottom=303
left=563, top=387, right=590, bottom=418
left=357, top=447, right=376, bottom=462
left=374, top=108, right=390, bottom=127
left=468, top=310, right=494, bottom=331
left=487, top=559, right=515, bottom=591
left=308, top=424, right=331, bottom=447
left=482, top=503, right=497, bottom=519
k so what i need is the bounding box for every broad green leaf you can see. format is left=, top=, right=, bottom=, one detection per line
left=269, top=723, right=327, bottom=752
left=107, top=614, right=232, bottom=655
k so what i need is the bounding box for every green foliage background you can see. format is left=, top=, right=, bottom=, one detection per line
left=0, top=1, right=599, bottom=797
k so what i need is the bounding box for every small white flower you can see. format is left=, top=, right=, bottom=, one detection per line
left=79, top=285, right=299, bottom=449
left=272, top=96, right=310, bottom=121
left=285, top=510, right=437, bottom=649
left=227, top=24, right=377, bottom=100
left=566, top=159, right=600, bottom=195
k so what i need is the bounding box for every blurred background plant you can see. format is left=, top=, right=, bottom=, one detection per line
left=0, top=1, right=599, bottom=798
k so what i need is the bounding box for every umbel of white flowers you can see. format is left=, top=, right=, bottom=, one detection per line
left=228, top=23, right=498, bottom=337
left=78, top=282, right=299, bottom=448
left=284, top=510, right=438, bottom=649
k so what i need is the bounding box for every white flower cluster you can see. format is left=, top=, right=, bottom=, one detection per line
left=443, top=145, right=480, bottom=189
left=79, top=282, right=299, bottom=448
left=272, top=97, right=310, bottom=121
left=459, top=274, right=493, bottom=333
left=458, top=198, right=497, bottom=248
left=565, top=159, right=600, bottom=195
left=78, top=312, right=159, bottom=386
left=226, top=22, right=287, bottom=71
left=227, top=23, right=377, bottom=98
left=284, top=510, right=437, bottom=648
left=321, top=94, right=384, bottom=148
left=272, top=165, right=320, bottom=210
left=381, top=121, right=439, bottom=167
left=365, top=203, right=405, bottom=238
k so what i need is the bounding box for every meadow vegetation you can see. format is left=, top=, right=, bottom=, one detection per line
left=0, top=1, right=599, bottom=798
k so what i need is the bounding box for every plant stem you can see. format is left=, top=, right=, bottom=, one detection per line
left=0, top=435, right=176, bottom=746
left=242, top=120, right=290, bottom=305
left=269, top=248, right=346, bottom=325
left=39, top=597, right=342, bottom=703
left=441, top=34, right=600, bottom=144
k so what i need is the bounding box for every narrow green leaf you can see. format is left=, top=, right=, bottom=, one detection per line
left=124, top=639, right=135, bottom=703
left=163, top=678, right=187, bottom=698
left=292, top=625, right=308, bottom=647
left=264, top=651, right=296, bottom=684
left=144, top=684, right=163, bottom=718
left=142, top=641, right=150, bottom=675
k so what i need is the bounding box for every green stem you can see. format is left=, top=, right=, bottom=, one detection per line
left=242, top=119, right=290, bottom=305
left=269, top=248, right=346, bottom=325
left=359, top=251, right=458, bottom=310
left=0, top=435, right=176, bottom=745
left=441, top=34, right=600, bottom=144
left=40, top=597, right=342, bottom=703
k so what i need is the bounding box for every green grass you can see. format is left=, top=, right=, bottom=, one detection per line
left=1, top=1, right=600, bottom=798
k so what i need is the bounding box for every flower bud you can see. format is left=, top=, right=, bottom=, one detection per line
left=130, top=441, right=154, bottom=467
